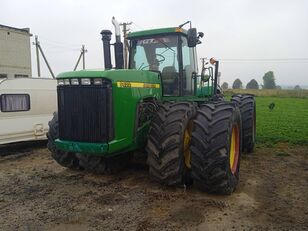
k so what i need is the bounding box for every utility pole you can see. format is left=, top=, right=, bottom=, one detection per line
left=120, top=22, right=132, bottom=69
left=33, top=36, right=41, bottom=77
left=74, top=45, right=87, bottom=71
left=82, top=45, right=87, bottom=69
left=200, top=58, right=207, bottom=69
left=32, top=36, right=55, bottom=78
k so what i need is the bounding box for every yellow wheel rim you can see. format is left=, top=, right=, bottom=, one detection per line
left=230, top=125, right=240, bottom=174
left=183, top=120, right=193, bottom=169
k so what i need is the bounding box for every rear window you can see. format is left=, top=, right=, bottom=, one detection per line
left=0, top=94, right=30, bottom=112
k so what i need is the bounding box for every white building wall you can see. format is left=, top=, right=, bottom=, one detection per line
left=0, top=25, right=32, bottom=79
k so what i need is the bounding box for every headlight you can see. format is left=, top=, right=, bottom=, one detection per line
left=81, top=78, right=91, bottom=85
left=93, top=78, right=102, bottom=85
left=57, top=79, right=64, bottom=86
left=71, top=79, right=79, bottom=85
left=64, top=79, right=70, bottom=85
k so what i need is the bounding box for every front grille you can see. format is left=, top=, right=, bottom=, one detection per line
left=57, top=79, right=113, bottom=143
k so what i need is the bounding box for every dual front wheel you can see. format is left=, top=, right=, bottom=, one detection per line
left=146, top=96, right=255, bottom=194
left=190, top=103, right=241, bottom=194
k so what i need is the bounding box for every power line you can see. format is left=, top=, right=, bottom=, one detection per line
left=219, top=58, right=308, bottom=63
left=220, top=58, right=308, bottom=61
left=131, top=22, right=144, bottom=31
left=38, top=35, right=81, bottom=47
left=217, top=58, right=308, bottom=64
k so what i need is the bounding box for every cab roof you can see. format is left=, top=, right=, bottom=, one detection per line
left=127, top=27, right=187, bottom=39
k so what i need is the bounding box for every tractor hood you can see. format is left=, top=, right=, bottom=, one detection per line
left=57, top=69, right=160, bottom=86
left=55, top=68, right=162, bottom=156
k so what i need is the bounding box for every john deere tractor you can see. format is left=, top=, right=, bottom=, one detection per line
left=47, top=19, right=256, bottom=194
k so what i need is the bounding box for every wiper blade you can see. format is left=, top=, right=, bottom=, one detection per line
left=155, top=38, right=175, bottom=53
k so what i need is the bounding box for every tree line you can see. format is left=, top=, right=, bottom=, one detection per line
left=221, top=71, right=302, bottom=90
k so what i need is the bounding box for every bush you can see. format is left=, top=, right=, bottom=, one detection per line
left=232, top=78, right=243, bottom=89
left=246, top=79, right=259, bottom=89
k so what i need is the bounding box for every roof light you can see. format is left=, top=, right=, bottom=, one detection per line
left=64, top=79, right=70, bottom=85
left=93, top=78, right=102, bottom=85
left=71, top=79, right=79, bottom=85
left=210, top=57, right=217, bottom=65
left=81, top=78, right=91, bottom=85
left=57, top=79, right=64, bottom=86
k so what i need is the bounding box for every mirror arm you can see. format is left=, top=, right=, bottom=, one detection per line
left=213, top=61, right=219, bottom=95
left=192, top=72, right=198, bottom=94
left=191, top=71, right=197, bottom=79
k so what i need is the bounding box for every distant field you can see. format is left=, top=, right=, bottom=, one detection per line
left=225, top=89, right=308, bottom=145
left=225, top=88, right=308, bottom=98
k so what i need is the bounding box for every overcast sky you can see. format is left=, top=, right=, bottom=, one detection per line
left=1, top=0, right=308, bottom=87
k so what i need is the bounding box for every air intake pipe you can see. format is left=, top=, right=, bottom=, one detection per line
left=112, top=17, right=124, bottom=69
left=100, top=30, right=112, bottom=69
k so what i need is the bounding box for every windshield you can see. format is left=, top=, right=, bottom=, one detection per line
left=129, top=35, right=179, bottom=72
left=129, top=35, right=180, bottom=95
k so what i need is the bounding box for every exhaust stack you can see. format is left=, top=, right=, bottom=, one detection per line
left=112, top=17, right=124, bottom=69
left=100, top=30, right=112, bottom=69
left=112, top=17, right=121, bottom=43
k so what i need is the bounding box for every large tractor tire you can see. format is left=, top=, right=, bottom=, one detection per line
left=146, top=102, right=197, bottom=186
left=190, top=103, right=242, bottom=195
left=231, top=94, right=256, bottom=153
left=76, top=153, right=132, bottom=175
left=47, top=112, right=81, bottom=170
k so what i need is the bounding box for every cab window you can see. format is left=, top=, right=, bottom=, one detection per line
left=130, top=35, right=180, bottom=96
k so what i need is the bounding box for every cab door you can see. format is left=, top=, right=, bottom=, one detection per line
left=179, top=35, right=197, bottom=96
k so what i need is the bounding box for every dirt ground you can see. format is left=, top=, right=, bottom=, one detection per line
left=0, top=142, right=307, bottom=231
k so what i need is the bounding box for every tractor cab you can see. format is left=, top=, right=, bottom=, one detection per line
left=127, top=27, right=217, bottom=99
left=128, top=28, right=198, bottom=97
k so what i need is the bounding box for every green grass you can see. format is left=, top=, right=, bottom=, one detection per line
left=255, top=96, right=308, bottom=145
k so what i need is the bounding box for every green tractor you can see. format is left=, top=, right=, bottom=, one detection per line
left=47, top=19, right=256, bottom=194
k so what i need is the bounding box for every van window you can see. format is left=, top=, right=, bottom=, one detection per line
left=15, top=74, right=29, bottom=78
left=0, top=94, right=30, bottom=112
left=0, top=74, right=7, bottom=78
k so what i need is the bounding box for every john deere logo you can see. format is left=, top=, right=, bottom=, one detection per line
left=117, top=82, right=160, bottom=89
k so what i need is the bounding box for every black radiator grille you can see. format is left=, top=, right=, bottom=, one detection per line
left=57, top=79, right=113, bottom=143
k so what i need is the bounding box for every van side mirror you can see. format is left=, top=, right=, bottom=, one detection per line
left=187, top=28, right=197, bottom=47
left=201, top=67, right=213, bottom=82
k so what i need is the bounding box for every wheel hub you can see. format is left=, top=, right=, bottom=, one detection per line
left=183, top=120, right=193, bottom=169
left=230, top=125, right=240, bottom=174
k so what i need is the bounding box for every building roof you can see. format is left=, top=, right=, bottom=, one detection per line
left=0, top=24, right=31, bottom=35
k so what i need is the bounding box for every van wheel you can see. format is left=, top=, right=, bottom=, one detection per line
left=47, top=112, right=81, bottom=170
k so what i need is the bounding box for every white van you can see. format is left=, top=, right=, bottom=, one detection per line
left=0, top=78, right=57, bottom=144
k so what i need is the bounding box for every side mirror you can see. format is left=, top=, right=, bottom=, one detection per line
left=187, top=28, right=197, bottom=47
left=201, top=67, right=213, bottom=82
